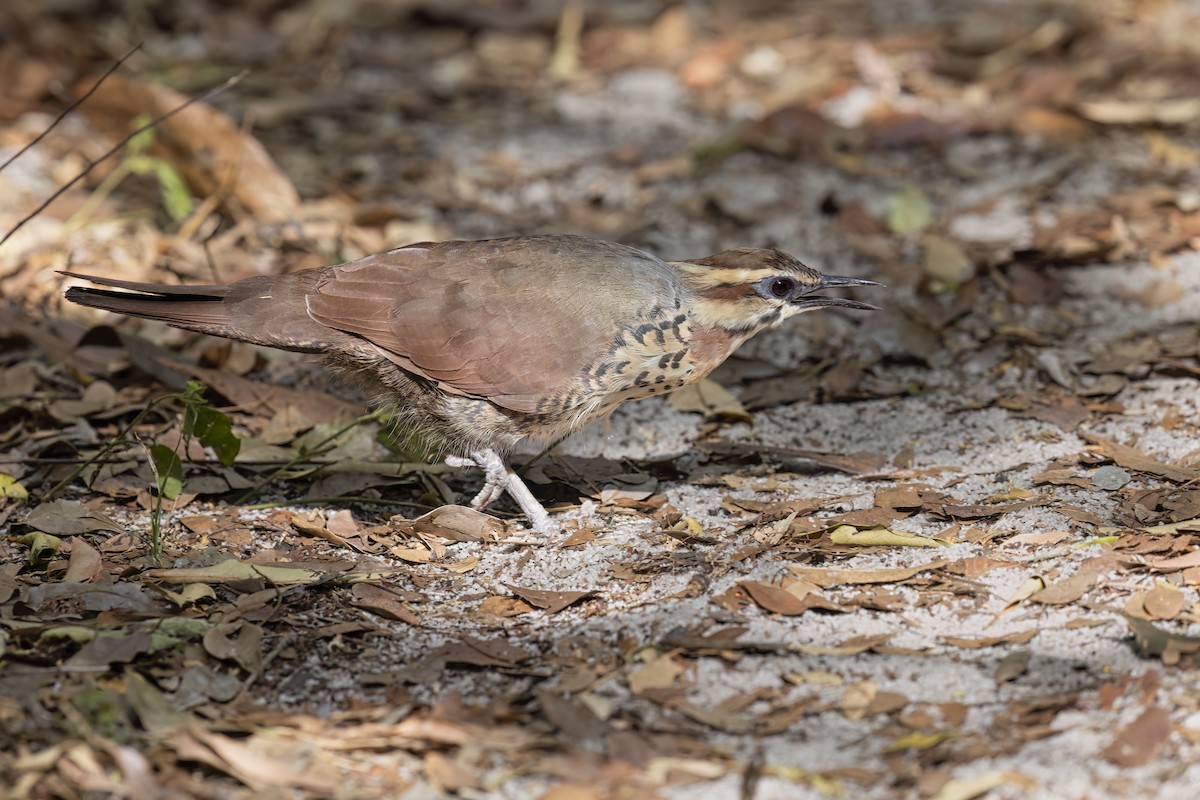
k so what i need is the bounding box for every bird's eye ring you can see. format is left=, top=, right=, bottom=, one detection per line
left=769, top=278, right=793, bottom=298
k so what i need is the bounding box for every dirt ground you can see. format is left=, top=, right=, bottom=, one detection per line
left=3, top=2, right=1200, bottom=798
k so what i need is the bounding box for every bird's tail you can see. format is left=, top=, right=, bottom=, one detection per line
left=61, top=271, right=333, bottom=354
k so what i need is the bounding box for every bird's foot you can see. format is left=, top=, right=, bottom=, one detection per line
left=445, top=449, right=559, bottom=535
left=445, top=451, right=507, bottom=509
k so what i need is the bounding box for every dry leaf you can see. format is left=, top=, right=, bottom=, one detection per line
left=628, top=653, right=685, bottom=695
left=1082, top=433, right=1199, bottom=483
left=1146, top=550, right=1200, bottom=572
left=63, top=536, right=103, bottom=582
left=1101, top=706, right=1172, bottom=767
left=77, top=73, right=301, bottom=223
left=506, top=585, right=595, bottom=615
left=788, top=558, right=948, bottom=587
left=994, top=650, right=1031, bottom=683
left=666, top=378, right=752, bottom=421
left=739, top=580, right=843, bottom=615
left=930, top=771, right=1036, bottom=800
left=1006, top=530, right=1072, bottom=547
left=351, top=584, right=420, bottom=624
left=943, top=630, right=1038, bottom=649
left=829, top=525, right=949, bottom=548
left=478, top=596, right=534, bottom=616
left=1142, top=584, right=1185, bottom=620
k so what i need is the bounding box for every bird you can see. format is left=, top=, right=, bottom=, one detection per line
left=62, top=234, right=882, bottom=535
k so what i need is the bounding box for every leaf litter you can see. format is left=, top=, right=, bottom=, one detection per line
left=3, top=2, right=1200, bottom=798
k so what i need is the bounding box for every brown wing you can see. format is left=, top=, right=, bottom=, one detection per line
left=303, top=235, right=682, bottom=413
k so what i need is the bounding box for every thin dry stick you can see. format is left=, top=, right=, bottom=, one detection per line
left=0, top=70, right=248, bottom=249
left=0, top=43, right=142, bottom=174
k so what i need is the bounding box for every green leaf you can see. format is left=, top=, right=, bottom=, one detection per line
left=191, top=407, right=241, bottom=466
left=150, top=444, right=183, bottom=500
left=150, top=159, right=193, bottom=221
left=884, top=184, right=933, bottom=235
left=180, top=383, right=240, bottom=466
left=127, top=114, right=156, bottom=155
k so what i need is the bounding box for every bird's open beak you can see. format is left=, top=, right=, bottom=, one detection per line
left=792, top=274, right=884, bottom=311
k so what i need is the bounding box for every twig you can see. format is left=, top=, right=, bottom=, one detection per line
left=0, top=43, right=142, bottom=175
left=0, top=70, right=247, bottom=249
left=233, top=411, right=383, bottom=504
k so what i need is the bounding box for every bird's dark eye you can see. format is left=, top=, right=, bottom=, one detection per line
left=769, top=278, right=793, bottom=298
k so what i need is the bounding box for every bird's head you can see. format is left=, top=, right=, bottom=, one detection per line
left=672, top=247, right=883, bottom=336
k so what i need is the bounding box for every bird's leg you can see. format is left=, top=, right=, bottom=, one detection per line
left=445, top=449, right=558, bottom=535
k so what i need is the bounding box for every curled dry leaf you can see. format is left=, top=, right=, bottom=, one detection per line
left=1124, top=614, right=1200, bottom=665
left=829, top=525, right=950, bottom=548
left=929, top=771, right=1036, bottom=800
left=76, top=74, right=300, bottom=224
left=63, top=536, right=103, bottom=582
left=409, top=505, right=505, bottom=542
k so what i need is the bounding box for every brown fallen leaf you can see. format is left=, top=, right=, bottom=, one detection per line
left=191, top=728, right=339, bottom=792
left=536, top=690, right=607, bottom=743
left=929, top=499, right=1046, bottom=519
left=351, top=583, right=420, bottom=624
left=77, top=74, right=301, bottom=224
left=1146, top=549, right=1200, bottom=572
left=738, top=581, right=845, bottom=615
left=144, top=558, right=380, bottom=587
left=792, top=633, right=894, bottom=657
left=627, top=653, right=685, bottom=695
left=506, top=585, right=595, bottom=615
left=1082, top=433, right=1200, bottom=483
left=1030, top=557, right=1121, bottom=605
left=1080, top=97, right=1200, bottom=125
left=666, top=378, right=752, bottom=421
left=943, top=630, right=1038, bottom=649
left=289, top=512, right=360, bottom=551
left=203, top=620, right=264, bottom=674
left=1143, top=518, right=1200, bottom=536
left=1142, top=584, right=1185, bottom=620
left=23, top=500, right=126, bottom=535
left=409, top=505, right=505, bottom=542
left=559, top=528, right=597, bottom=548
left=1005, top=530, right=1072, bottom=547
left=698, top=440, right=889, bottom=475
left=842, top=681, right=878, bottom=721
left=478, top=595, right=534, bottom=617
left=1101, top=706, right=1172, bottom=767
left=63, top=536, right=103, bottom=582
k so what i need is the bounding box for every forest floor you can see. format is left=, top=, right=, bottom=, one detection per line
left=3, top=2, right=1200, bottom=798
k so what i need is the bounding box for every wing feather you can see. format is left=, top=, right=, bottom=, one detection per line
left=304, top=236, right=680, bottom=413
